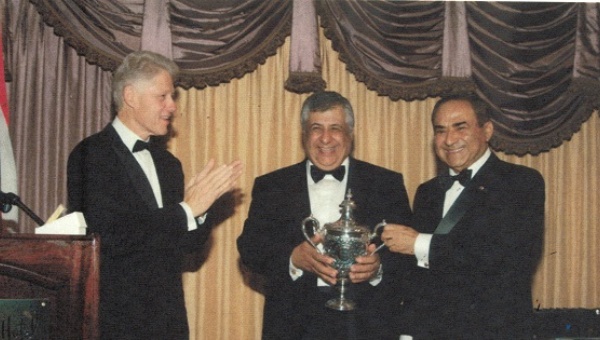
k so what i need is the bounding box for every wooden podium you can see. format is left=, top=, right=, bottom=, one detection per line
left=0, top=232, right=99, bottom=339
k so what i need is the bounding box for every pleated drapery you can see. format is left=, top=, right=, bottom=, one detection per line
left=173, top=36, right=600, bottom=338
left=17, top=0, right=600, bottom=154
left=2, top=1, right=599, bottom=339
left=318, top=1, right=600, bottom=154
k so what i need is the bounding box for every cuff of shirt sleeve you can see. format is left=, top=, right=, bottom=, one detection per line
left=289, top=257, right=303, bottom=281
left=415, top=233, right=433, bottom=269
left=369, top=264, right=383, bottom=286
left=179, top=202, right=206, bottom=231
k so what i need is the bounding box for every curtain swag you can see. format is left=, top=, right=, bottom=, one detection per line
left=29, top=0, right=292, bottom=89
left=19, top=0, right=600, bottom=155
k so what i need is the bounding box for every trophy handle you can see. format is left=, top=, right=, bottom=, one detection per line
left=369, top=220, right=387, bottom=255
left=301, top=215, right=324, bottom=254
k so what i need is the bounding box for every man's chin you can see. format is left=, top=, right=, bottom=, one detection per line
left=313, top=162, right=343, bottom=171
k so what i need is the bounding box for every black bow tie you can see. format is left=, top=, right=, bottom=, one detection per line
left=438, top=169, right=472, bottom=191
left=310, top=165, right=345, bottom=183
left=133, top=140, right=150, bottom=152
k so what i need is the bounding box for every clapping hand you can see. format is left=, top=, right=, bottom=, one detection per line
left=184, top=159, right=243, bottom=217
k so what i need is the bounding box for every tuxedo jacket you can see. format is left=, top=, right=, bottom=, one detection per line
left=404, top=153, right=545, bottom=339
left=67, top=124, right=212, bottom=340
left=237, top=158, right=412, bottom=340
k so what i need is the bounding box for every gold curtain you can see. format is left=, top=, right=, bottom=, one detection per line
left=170, top=32, right=600, bottom=339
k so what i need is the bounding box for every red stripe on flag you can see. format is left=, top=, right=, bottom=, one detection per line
left=0, top=26, right=18, bottom=223
left=0, top=30, right=8, bottom=123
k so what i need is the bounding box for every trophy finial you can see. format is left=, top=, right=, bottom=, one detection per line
left=339, top=189, right=355, bottom=222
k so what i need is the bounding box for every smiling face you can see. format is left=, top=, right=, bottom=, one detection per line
left=119, top=69, right=176, bottom=140
left=303, top=105, right=353, bottom=171
left=433, top=99, right=493, bottom=173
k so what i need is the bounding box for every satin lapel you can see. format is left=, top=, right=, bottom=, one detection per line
left=414, top=183, right=446, bottom=234
left=431, top=187, right=446, bottom=227
left=107, top=126, right=158, bottom=209
left=434, top=154, right=498, bottom=234
left=345, top=158, right=357, bottom=198
left=345, top=158, right=381, bottom=222
left=434, top=185, right=479, bottom=234
left=346, top=158, right=365, bottom=204
left=151, top=148, right=180, bottom=206
left=293, top=161, right=312, bottom=218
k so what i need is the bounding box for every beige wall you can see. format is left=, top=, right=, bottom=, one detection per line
left=169, top=33, right=600, bottom=339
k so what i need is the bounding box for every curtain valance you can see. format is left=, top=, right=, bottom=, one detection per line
left=29, top=0, right=291, bottom=89
left=317, top=1, right=600, bottom=155
left=21, top=0, right=600, bottom=155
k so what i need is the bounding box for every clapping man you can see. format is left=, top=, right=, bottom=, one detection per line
left=68, top=51, right=242, bottom=339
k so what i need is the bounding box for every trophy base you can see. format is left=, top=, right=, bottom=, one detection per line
left=325, top=298, right=356, bottom=311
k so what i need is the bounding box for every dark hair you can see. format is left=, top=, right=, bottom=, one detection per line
left=300, top=91, right=355, bottom=133
left=431, top=94, right=490, bottom=127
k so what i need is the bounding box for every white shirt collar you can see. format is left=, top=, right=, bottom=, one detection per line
left=449, top=148, right=491, bottom=178
left=112, top=117, right=149, bottom=152
left=306, top=157, right=350, bottom=184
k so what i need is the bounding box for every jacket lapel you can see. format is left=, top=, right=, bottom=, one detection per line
left=434, top=154, right=498, bottom=234
left=434, top=185, right=479, bottom=234
left=294, top=161, right=312, bottom=218
left=106, top=125, right=158, bottom=209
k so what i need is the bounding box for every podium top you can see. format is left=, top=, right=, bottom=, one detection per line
left=0, top=231, right=96, bottom=241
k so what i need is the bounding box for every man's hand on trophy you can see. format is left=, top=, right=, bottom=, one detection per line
left=349, top=243, right=381, bottom=283
left=291, top=234, right=338, bottom=285
left=381, top=224, right=418, bottom=255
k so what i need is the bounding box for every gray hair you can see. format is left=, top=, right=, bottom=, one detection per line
left=300, top=91, right=355, bottom=133
left=112, top=51, right=179, bottom=112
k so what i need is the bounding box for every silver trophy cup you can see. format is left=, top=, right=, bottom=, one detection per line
left=301, top=189, right=386, bottom=311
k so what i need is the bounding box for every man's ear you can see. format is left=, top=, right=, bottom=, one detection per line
left=484, top=121, right=494, bottom=141
left=122, top=84, right=137, bottom=110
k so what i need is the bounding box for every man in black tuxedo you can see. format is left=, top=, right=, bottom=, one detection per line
left=237, top=91, right=413, bottom=339
left=382, top=95, right=545, bottom=339
left=67, top=51, right=242, bottom=339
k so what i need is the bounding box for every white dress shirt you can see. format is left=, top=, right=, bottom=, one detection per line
left=414, top=148, right=491, bottom=269
left=288, top=158, right=382, bottom=286
left=112, top=118, right=200, bottom=231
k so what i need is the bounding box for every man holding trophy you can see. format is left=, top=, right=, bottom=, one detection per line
left=237, top=91, right=412, bottom=339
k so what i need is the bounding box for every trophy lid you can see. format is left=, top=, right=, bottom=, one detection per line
left=324, top=189, right=368, bottom=235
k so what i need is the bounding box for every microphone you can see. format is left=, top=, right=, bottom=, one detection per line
left=0, top=191, right=45, bottom=226
left=0, top=191, right=18, bottom=213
